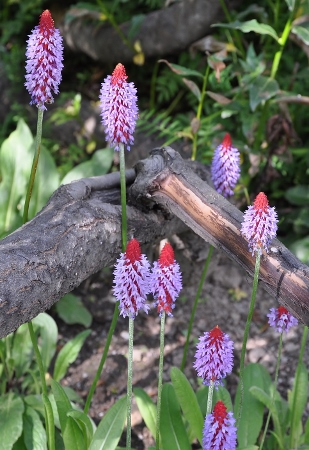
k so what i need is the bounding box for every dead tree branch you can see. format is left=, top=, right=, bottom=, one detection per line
left=0, top=148, right=308, bottom=338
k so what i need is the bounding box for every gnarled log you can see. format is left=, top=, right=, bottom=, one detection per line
left=0, top=148, right=308, bottom=338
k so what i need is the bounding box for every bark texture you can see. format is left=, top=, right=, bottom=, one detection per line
left=0, top=148, right=308, bottom=338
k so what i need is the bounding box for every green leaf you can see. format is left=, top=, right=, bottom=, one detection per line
left=213, top=386, right=233, bottom=413
left=212, top=19, right=278, bottom=41
left=0, top=119, right=33, bottom=235
left=53, top=329, right=91, bottom=382
left=289, top=362, right=308, bottom=447
left=32, top=313, right=58, bottom=371
left=0, top=394, right=24, bottom=450
left=27, top=145, right=59, bottom=219
left=304, top=415, right=309, bottom=443
left=51, top=380, right=86, bottom=450
left=286, top=185, right=309, bottom=206
left=55, top=294, right=92, bottom=327
left=170, top=367, right=204, bottom=444
left=289, top=236, right=309, bottom=265
left=89, top=396, right=126, bottom=450
left=133, top=388, right=157, bottom=440
left=23, top=405, right=47, bottom=450
left=292, top=23, right=309, bottom=44
left=160, top=384, right=191, bottom=450
left=249, top=76, right=279, bottom=111
left=61, top=148, right=114, bottom=185
left=234, top=363, right=272, bottom=448
left=11, top=324, right=34, bottom=379
left=158, top=59, right=204, bottom=78
left=67, top=410, right=95, bottom=448
left=285, top=0, right=295, bottom=10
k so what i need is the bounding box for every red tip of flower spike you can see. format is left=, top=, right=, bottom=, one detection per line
left=125, top=238, right=142, bottom=264
left=253, top=192, right=269, bottom=212
left=277, top=306, right=288, bottom=317
left=112, top=63, right=128, bottom=86
left=159, top=243, right=175, bottom=268
left=213, top=401, right=228, bottom=426
left=222, top=132, right=232, bottom=150
left=39, top=10, right=55, bottom=32
left=209, top=325, right=224, bottom=342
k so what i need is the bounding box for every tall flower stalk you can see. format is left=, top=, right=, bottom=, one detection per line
left=260, top=306, right=298, bottom=449
left=23, top=11, right=63, bottom=449
left=151, top=243, right=182, bottom=449
left=238, top=192, right=278, bottom=423
left=85, top=65, right=139, bottom=430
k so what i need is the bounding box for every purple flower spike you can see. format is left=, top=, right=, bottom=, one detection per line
left=211, top=133, right=241, bottom=197
left=151, top=243, right=182, bottom=317
left=241, top=192, right=278, bottom=255
left=25, top=10, right=63, bottom=110
left=194, top=326, right=234, bottom=389
left=267, top=306, right=298, bottom=333
left=99, top=63, right=138, bottom=151
left=113, top=238, right=151, bottom=319
left=203, top=401, right=237, bottom=450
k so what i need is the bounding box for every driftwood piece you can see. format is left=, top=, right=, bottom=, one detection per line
left=0, top=148, right=308, bottom=338
left=62, top=0, right=242, bottom=64
left=130, top=147, right=309, bottom=325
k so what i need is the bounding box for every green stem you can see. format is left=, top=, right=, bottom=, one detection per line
left=156, top=313, right=165, bottom=450
left=237, top=251, right=261, bottom=425
left=180, top=246, right=213, bottom=371
left=126, top=317, right=134, bottom=450
left=259, top=333, right=283, bottom=449
left=84, top=301, right=120, bottom=414
left=191, top=65, right=210, bottom=161
left=28, top=322, right=55, bottom=450
left=23, top=109, right=44, bottom=223
left=290, top=325, right=308, bottom=449
left=206, top=381, right=214, bottom=416
left=119, top=143, right=127, bottom=251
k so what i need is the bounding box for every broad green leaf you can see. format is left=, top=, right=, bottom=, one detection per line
left=61, top=148, right=114, bottom=185
left=12, top=435, right=27, bottom=450
left=158, top=59, right=204, bottom=78
left=289, top=362, right=308, bottom=447
left=212, top=19, right=278, bottom=41
left=196, top=386, right=209, bottom=416
left=160, top=384, right=191, bottom=450
left=170, top=367, right=203, bottom=444
left=0, top=119, right=33, bottom=235
left=304, top=415, right=309, bottom=443
left=27, top=145, right=59, bottom=219
left=53, top=329, right=91, bottom=382
left=67, top=410, right=95, bottom=448
left=292, top=23, right=309, bottom=45
left=89, top=396, right=126, bottom=450
left=24, top=395, right=44, bottom=420
left=11, top=324, right=34, bottom=379
left=133, top=388, right=157, bottom=440
left=32, top=313, right=58, bottom=371
left=285, top=0, right=295, bottom=10
left=249, top=76, right=279, bottom=111
left=51, top=380, right=86, bottom=450
left=55, top=294, right=92, bottom=327
left=23, top=405, right=47, bottom=450
left=213, top=386, right=233, bottom=413
left=0, top=394, right=24, bottom=450
left=234, top=363, right=272, bottom=448
left=286, top=185, right=309, bottom=206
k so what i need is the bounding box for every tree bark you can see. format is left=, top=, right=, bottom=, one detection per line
left=0, top=148, right=308, bottom=338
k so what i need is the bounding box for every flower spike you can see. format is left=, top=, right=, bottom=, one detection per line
left=25, top=10, right=63, bottom=110
left=194, top=326, right=234, bottom=388
left=241, top=192, right=278, bottom=255
left=203, top=400, right=237, bottom=450
left=151, top=243, right=182, bottom=316
left=99, top=63, right=138, bottom=151
left=211, top=133, right=241, bottom=197
left=113, top=238, right=151, bottom=319
left=267, top=306, right=298, bottom=333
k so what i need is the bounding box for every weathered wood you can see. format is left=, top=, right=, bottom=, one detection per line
left=0, top=147, right=308, bottom=338
left=131, top=147, right=309, bottom=324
